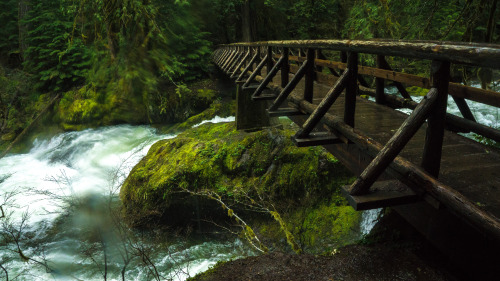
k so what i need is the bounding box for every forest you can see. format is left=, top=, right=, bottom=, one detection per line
left=0, top=0, right=499, bottom=143
left=0, top=0, right=500, bottom=280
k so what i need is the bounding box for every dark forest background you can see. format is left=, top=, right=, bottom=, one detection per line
left=0, top=0, right=498, bottom=144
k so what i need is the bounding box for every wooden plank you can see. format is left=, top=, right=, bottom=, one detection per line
left=341, top=180, right=420, bottom=210
left=267, top=107, right=304, bottom=117
left=252, top=94, right=277, bottom=101
left=293, top=132, right=342, bottom=147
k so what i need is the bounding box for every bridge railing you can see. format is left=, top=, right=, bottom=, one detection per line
left=212, top=39, right=500, bottom=239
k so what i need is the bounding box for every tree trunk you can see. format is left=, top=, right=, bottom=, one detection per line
left=241, top=0, right=254, bottom=42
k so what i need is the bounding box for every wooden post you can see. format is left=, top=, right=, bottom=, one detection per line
left=378, top=56, right=412, bottom=100
left=421, top=60, right=450, bottom=178
left=315, top=49, right=323, bottom=73
left=304, top=48, right=315, bottom=102
left=344, top=51, right=358, bottom=127
left=317, top=50, right=340, bottom=76
left=340, top=51, right=347, bottom=63
left=376, top=55, right=386, bottom=105
left=348, top=89, right=438, bottom=195
left=281, top=47, right=289, bottom=87
left=267, top=46, right=273, bottom=75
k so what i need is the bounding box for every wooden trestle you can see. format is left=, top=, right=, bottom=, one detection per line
left=212, top=40, right=500, bottom=256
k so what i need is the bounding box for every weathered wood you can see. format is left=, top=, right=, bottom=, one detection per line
left=236, top=51, right=259, bottom=82
left=243, top=54, right=268, bottom=88
left=293, top=132, right=342, bottom=147
left=223, top=39, right=500, bottom=68
left=421, top=61, right=450, bottom=177
left=281, top=47, right=289, bottom=87
left=296, top=70, right=349, bottom=138
left=252, top=55, right=285, bottom=98
left=226, top=49, right=244, bottom=73
left=287, top=94, right=500, bottom=240
left=317, top=50, right=340, bottom=76
left=375, top=55, right=386, bottom=105
left=448, top=83, right=500, bottom=108
left=377, top=56, right=412, bottom=100
left=304, top=49, right=315, bottom=102
left=267, top=107, right=304, bottom=117
left=267, top=46, right=273, bottom=74
left=221, top=49, right=236, bottom=70
left=222, top=49, right=238, bottom=72
left=452, top=96, right=476, bottom=122
left=341, top=180, right=420, bottom=210
left=268, top=60, right=308, bottom=111
left=363, top=88, right=500, bottom=143
left=344, top=52, right=358, bottom=127
left=348, top=89, right=438, bottom=195
left=230, top=49, right=251, bottom=78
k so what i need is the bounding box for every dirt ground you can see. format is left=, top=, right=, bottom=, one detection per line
left=189, top=211, right=465, bottom=281
left=189, top=243, right=456, bottom=281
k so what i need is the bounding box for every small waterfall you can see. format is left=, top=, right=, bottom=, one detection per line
left=360, top=208, right=383, bottom=236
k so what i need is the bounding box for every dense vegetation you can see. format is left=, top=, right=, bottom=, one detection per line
left=1, top=0, right=498, bottom=146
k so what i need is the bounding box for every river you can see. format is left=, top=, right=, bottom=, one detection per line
left=0, top=117, right=380, bottom=281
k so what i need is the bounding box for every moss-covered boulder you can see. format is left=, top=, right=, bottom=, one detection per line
left=120, top=121, right=359, bottom=245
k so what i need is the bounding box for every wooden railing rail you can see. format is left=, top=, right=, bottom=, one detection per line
left=212, top=39, right=500, bottom=239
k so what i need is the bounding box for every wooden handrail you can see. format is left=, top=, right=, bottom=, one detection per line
left=220, top=39, right=500, bottom=68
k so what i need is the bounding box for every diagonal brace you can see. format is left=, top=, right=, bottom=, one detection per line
left=231, top=50, right=251, bottom=78
left=348, top=88, right=439, bottom=196
left=236, top=51, right=260, bottom=82
left=295, top=70, right=349, bottom=138
left=252, top=55, right=285, bottom=99
left=268, top=59, right=309, bottom=111
left=243, top=54, right=269, bottom=88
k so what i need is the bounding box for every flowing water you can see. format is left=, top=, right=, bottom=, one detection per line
left=0, top=122, right=253, bottom=281
left=385, top=83, right=500, bottom=135
left=0, top=115, right=381, bottom=281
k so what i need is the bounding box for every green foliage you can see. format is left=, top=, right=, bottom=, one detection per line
left=0, top=0, right=19, bottom=64
left=23, top=0, right=91, bottom=92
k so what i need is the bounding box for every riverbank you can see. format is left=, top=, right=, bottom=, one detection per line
left=189, top=211, right=459, bottom=281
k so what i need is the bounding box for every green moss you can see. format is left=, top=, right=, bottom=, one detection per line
left=406, top=86, right=429, bottom=96
left=164, top=99, right=235, bottom=134
left=120, top=121, right=353, bottom=228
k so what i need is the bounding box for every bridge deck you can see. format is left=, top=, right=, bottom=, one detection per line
left=267, top=71, right=500, bottom=219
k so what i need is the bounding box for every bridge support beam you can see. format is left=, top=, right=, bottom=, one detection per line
left=235, top=82, right=276, bottom=131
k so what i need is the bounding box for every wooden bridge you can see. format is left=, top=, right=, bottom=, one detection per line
left=212, top=39, right=500, bottom=277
